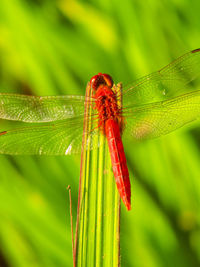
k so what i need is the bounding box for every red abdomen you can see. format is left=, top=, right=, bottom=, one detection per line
left=105, top=119, right=131, bottom=210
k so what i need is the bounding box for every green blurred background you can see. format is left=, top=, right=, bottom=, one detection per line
left=0, top=0, right=200, bottom=266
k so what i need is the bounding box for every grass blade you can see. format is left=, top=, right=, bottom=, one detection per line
left=74, top=83, right=121, bottom=266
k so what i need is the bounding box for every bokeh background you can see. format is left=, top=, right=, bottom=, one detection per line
left=0, top=0, right=200, bottom=266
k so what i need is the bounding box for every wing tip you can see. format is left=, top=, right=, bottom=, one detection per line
left=0, top=131, right=7, bottom=136
left=191, top=48, right=200, bottom=54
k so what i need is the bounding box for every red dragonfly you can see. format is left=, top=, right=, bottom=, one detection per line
left=1, top=49, right=200, bottom=210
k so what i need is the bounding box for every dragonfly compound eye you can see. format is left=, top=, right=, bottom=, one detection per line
left=90, top=73, right=113, bottom=90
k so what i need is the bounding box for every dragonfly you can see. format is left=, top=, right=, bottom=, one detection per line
left=1, top=48, right=200, bottom=210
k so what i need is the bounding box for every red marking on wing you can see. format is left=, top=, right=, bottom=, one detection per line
left=0, top=131, right=7, bottom=136
left=105, top=119, right=131, bottom=210
left=191, top=48, right=200, bottom=53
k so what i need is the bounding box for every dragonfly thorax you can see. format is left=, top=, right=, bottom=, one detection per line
left=94, top=85, right=122, bottom=131
left=90, top=73, right=122, bottom=132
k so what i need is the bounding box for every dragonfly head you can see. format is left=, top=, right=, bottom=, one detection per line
left=90, top=73, right=113, bottom=91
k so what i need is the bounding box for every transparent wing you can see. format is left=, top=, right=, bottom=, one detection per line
left=0, top=94, right=89, bottom=122
left=123, top=49, right=200, bottom=106
left=123, top=90, right=200, bottom=140
left=0, top=116, right=100, bottom=155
